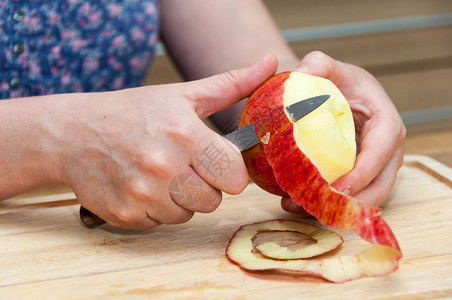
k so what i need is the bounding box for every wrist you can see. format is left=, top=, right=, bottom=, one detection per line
left=0, top=93, right=84, bottom=198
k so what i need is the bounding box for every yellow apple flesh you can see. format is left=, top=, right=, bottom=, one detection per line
left=284, top=72, right=356, bottom=184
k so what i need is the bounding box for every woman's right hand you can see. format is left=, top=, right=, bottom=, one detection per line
left=50, top=54, right=277, bottom=229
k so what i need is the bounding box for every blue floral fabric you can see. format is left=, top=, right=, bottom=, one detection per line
left=0, top=0, right=159, bottom=99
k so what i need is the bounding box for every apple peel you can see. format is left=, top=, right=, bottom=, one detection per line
left=226, top=219, right=400, bottom=283
left=253, top=101, right=401, bottom=252
left=251, top=219, right=343, bottom=259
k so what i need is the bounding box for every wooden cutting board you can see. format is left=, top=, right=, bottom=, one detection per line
left=1, top=155, right=451, bottom=299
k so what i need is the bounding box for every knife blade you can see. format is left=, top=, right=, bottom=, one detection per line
left=79, top=94, right=330, bottom=228
left=223, top=94, right=330, bottom=151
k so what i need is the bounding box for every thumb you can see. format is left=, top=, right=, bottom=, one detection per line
left=186, top=53, right=278, bottom=119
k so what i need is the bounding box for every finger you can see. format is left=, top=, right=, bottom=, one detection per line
left=77, top=194, right=162, bottom=230
left=280, top=197, right=311, bottom=217
left=168, top=169, right=223, bottom=213
left=145, top=196, right=195, bottom=225
left=185, top=53, right=278, bottom=119
left=352, top=147, right=404, bottom=207
left=293, top=50, right=369, bottom=95
left=331, top=115, right=405, bottom=195
left=107, top=203, right=164, bottom=230
left=109, top=215, right=161, bottom=231
left=191, top=128, right=249, bottom=195
left=293, top=51, right=342, bottom=80
left=115, top=176, right=196, bottom=227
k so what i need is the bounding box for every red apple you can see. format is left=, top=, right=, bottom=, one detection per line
left=235, top=71, right=401, bottom=280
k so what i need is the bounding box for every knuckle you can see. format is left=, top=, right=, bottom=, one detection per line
left=111, top=206, right=141, bottom=225
left=125, top=178, right=152, bottom=201
left=220, top=70, right=243, bottom=99
left=141, top=150, right=176, bottom=181
left=307, top=50, right=329, bottom=61
left=166, top=119, right=198, bottom=147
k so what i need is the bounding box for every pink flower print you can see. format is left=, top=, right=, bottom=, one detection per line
left=0, top=1, right=7, bottom=9
left=5, top=49, right=12, bottom=62
left=107, top=56, right=116, bottom=65
left=51, top=67, right=58, bottom=75
left=83, top=58, right=100, bottom=72
left=81, top=3, right=92, bottom=14
left=61, top=73, right=72, bottom=85
left=114, top=62, right=123, bottom=71
left=30, top=63, right=41, bottom=77
left=109, top=3, right=122, bottom=17
left=112, top=35, right=125, bottom=48
left=10, top=90, right=22, bottom=99
left=57, top=58, right=66, bottom=67
left=89, top=11, right=101, bottom=24
left=68, top=0, right=80, bottom=4
left=132, top=28, right=144, bottom=42
left=72, top=38, right=85, bottom=51
left=61, top=29, right=77, bottom=40
left=94, top=78, right=108, bottom=90
left=130, top=57, right=148, bottom=70
left=0, top=82, right=9, bottom=91
left=146, top=3, right=156, bottom=15
left=48, top=11, right=60, bottom=23
left=101, top=28, right=113, bottom=38
left=148, top=33, right=157, bottom=46
left=41, top=35, right=52, bottom=45
left=17, top=51, right=29, bottom=64
left=27, top=16, right=39, bottom=28
left=51, top=45, right=61, bottom=58
left=112, top=77, right=124, bottom=90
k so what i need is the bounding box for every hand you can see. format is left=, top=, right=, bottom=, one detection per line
left=55, top=54, right=278, bottom=229
left=281, top=51, right=406, bottom=215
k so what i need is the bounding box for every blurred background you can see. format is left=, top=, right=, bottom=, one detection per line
left=144, top=0, right=452, bottom=137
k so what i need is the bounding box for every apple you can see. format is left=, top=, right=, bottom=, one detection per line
left=226, top=219, right=399, bottom=283
left=234, top=71, right=401, bottom=280
left=240, top=71, right=356, bottom=195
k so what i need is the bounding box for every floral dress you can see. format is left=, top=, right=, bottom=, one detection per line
left=0, top=0, right=159, bottom=99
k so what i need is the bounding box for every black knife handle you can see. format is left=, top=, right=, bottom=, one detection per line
left=79, top=206, right=106, bottom=228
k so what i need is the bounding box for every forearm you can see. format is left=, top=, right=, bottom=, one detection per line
left=160, top=0, right=299, bottom=132
left=160, top=0, right=298, bottom=80
left=0, top=95, right=75, bottom=199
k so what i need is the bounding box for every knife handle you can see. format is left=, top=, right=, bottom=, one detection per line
left=79, top=206, right=106, bottom=228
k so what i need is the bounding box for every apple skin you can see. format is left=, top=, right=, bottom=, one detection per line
left=240, top=72, right=290, bottom=196
left=239, top=71, right=401, bottom=253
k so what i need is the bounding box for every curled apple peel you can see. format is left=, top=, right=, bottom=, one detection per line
left=236, top=71, right=402, bottom=281
left=226, top=219, right=399, bottom=283
left=251, top=220, right=343, bottom=260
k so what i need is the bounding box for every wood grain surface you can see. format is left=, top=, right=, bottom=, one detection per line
left=0, top=155, right=451, bottom=299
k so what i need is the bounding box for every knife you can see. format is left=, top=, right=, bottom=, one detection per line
left=79, top=94, right=330, bottom=228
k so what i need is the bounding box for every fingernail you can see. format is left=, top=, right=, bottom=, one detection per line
left=286, top=200, right=303, bottom=212
left=295, top=64, right=310, bottom=73
left=341, top=186, right=351, bottom=195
